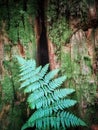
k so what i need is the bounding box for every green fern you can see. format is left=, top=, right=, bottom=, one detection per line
left=16, top=56, right=86, bottom=130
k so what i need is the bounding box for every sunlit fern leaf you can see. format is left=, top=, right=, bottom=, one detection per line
left=50, top=99, right=77, bottom=112
left=20, top=59, right=36, bottom=72
left=19, top=64, right=37, bottom=77
left=29, top=95, right=53, bottom=109
left=19, top=72, right=36, bottom=81
left=20, top=75, right=41, bottom=88
left=21, top=123, right=29, bottom=130
left=39, top=64, right=49, bottom=78
left=24, top=113, right=86, bottom=130
left=44, top=69, right=60, bottom=83
left=15, top=55, right=26, bottom=65
left=21, top=121, right=35, bottom=130
left=49, top=76, right=66, bottom=90
left=36, top=119, right=43, bottom=129
left=27, top=85, right=52, bottom=104
left=42, top=85, right=52, bottom=96
left=30, top=95, right=53, bottom=109
left=29, top=89, right=75, bottom=109
left=59, top=111, right=86, bottom=127
left=29, top=99, right=77, bottom=117
left=19, top=66, right=42, bottom=83
left=27, top=108, right=53, bottom=125
left=27, top=88, right=45, bottom=103
left=24, top=81, right=41, bottom=93
left=16, top=56, right=86, bottom=130
left=20, top=63, right=48, bottom=81
left=19, top=65, right=42, bottom=78
left=53, top=88, right=75, bottom=99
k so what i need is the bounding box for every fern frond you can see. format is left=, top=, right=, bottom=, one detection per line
left=20, top=59, right=36, bottom=72
left=21, top=63, right=49, bottom=82
left=22, top=111, right=86, bottom=130
left=39, top=64, right=49, bottom=78
left=44, top=69, right=60, bottom=83
left=15, top=55, right=26, bottom=65
left=52, top=99, right=77, bottom=112
left=19, top=63, right=37, bottom=78
left=27, top=88, right=45, bottom=103
left=29, top=89, right=75, bottom=109
left=30, top=96, right=77, bottom=111
left=59, top=111, right=86, bottom=127
left=20, top=66, right=42, bottom=88
left=19, top=72, right=36, bottom=81
left=21, top=122, right=29, bottom=130
left=29, top=94, right=54, bottom=109
left=27, top=85, right=53, bottom=104
left=24, top=81, right=41, bottom=93
left=28, top=108, right=53, bottom=123
left=42, top=85, right=52, bottom=96
left=19, top=65, right=42, bottom=78
left=20, top=75, right=41, bottom=88
left=19, top=66, right=42, bottom=83
left=28, top=99, right=76, bottom=123
left=49, top=76, right=66, bottom=91
left=16, top=56, right=86, bottom=130
left=53, top=88, right=75, bottom=99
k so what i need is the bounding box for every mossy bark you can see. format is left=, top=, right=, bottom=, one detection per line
left=0, top=1, right=37, bottom=130
left=48, top=27, right=98, bottom=130
left=0, top=27, right=36, bottom=130
left=47, top=1, right=98, bottom=129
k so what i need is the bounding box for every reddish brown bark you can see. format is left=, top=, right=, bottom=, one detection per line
left=17, top=41, right=25, bottom=57
left=47, top=39, right=56, bottom=70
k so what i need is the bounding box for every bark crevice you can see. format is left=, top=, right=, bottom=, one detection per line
left=37, top=0, right=49, bottom=66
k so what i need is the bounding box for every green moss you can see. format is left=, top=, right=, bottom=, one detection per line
left=69, top=0, right=88, bottom=24
left=1, top=75, right=14, bottom=103
left=27, top=0, right=38, bottom=16
left=4, top=44, right=11, bottom=52
left=0, top=83, right=2, bottom=109
left=3, top=59, right=20, bottom=91
left=60, top=50, right=97, bottom=106
left=84, top=56, right=92, bottom=72
left=48, top=18, right=71, bottom=46
left=78, top=81, right=96, bottom=105
left=7, top=11, right=35, bottom=45
left=1, top=58, right=20, bottom=105
left=47, top=0, right=72, bottom=59
left=1, top=58, right=26, bottom=130
left=84, top=104, right=98, bottom=126
left=61, top=52, right=74, bottom=79
left=47, top=0, right=88, bottom=47
left=0, top=0, right=37, bottom=46
left=7, top=103, right=27, bottom=130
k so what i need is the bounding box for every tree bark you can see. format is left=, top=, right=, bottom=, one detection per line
left=0, top=0, right=98, bottom=130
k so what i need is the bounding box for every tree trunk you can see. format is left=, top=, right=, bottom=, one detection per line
left=0, top=0, right=98, bottom=130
